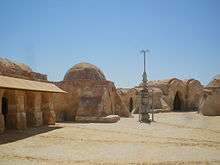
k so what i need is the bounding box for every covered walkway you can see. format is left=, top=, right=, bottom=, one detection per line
left=0, top=75, right=66, bottom=133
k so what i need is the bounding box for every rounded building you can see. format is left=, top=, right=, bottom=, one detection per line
left=207, top=74, right=220, bottom=88
left=199, top=75, right=220, bottom=116
left=64, top=62, right=106, bottom=81
left=54, top=62, right=130, bottom=122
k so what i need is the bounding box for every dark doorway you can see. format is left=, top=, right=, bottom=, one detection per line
left=173, top=92, right=181, bottom=111
left=129, top=97, right=133, bottom=112
left=60, top=111, right=68, bottom=121
left=2, top=97, right=8, bottom=128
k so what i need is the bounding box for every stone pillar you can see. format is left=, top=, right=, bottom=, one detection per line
left=27, top=92, right=43, bottom=127
left=42, top=93, right=55, bottom=125
left=15, top=90, right=27, bottom=129
left=33, top=92, right=43, bottom=127
left=0, top=89, right=5, bottom=133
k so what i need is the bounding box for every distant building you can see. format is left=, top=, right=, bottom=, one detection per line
left=199, top=75, right=220, bottom=116
left=117, top=78, right=204, bottom=113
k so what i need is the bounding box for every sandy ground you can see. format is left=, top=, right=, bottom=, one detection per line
left=0, top=112, right=220, bottom=165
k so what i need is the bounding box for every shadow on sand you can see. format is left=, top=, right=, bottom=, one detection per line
left=0, top=125, right=62, bottom=145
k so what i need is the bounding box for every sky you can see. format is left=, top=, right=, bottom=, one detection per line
left=0, top=0, right=219, bottom=88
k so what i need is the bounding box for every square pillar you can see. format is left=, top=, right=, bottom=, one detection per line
left=15, top=90, right=27, bottom=130
left=28, top=92, right=43, bottom=127
left=0, top=89, right=5, bottom=133
left=42, top=93, right=55, bottom=125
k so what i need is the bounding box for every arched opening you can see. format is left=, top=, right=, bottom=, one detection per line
left=2, top=97, right=8, bottom=128
left=173, top=92, right=182, bottom=111
left=129, top=97, right=133, bottom=112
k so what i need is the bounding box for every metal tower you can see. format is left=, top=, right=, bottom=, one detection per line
left=139, top=49, right=152, bottom=123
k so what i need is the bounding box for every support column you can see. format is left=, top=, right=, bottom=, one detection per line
left=27, top=92, right=43, bottom=127
left=42, top=93, right=55, bottom=125
left=33, top=92, right=43, bottom=127
left=15, top=90, right=27, bottom=129
left=0, top=89, right=5, bottom=133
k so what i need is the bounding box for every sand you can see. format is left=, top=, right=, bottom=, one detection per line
left=0, top=112, right=220, bottom=165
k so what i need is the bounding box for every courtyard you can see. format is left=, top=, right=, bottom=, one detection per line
left=0, top=112, right=219, bottom=165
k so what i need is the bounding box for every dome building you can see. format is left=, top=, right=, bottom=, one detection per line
left=53, top=62, right=130, bottom=123
left=64, top=63, right=106, bottom=81
left=207, top=74, right=220, bottom=88
left=199, top=75, right=220, bottom=116
left=117, top=78, right=204, bottom=113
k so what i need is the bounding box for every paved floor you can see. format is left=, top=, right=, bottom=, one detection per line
left=0, top=112, right=220, bottom=165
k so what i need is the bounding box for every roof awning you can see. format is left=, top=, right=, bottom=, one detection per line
left=0, top=75, right=66, bottom=93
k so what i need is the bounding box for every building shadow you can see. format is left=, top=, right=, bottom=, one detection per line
left=0, top=125, right=62, bottom=145
left=56, top=121, right=74, bottom=123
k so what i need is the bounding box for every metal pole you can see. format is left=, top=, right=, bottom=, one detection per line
left=141, top=50, right=148, bottom=73
left=141, top=50, right=149, bottom=83
left=152, top=88, right=154, bottom=122
left=144, top=51, right=146, bottom=73
left=139, top=49, right=151, bottom=123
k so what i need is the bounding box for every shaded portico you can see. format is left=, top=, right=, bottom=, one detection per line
left=0, top=75, right=66, bottom=133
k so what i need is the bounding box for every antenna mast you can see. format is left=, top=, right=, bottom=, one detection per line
left=139, top=49, right=153, bottom=123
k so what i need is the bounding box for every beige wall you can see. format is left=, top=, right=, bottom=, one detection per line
left=53, top=80, right=130, bottom=122
left=200, top=88, right=220, bottom=116
left=118, top=79, right=204, bottom=113
left=0, top=89, right=5, bottom=132
left=0, top=88, right=55, bottom=133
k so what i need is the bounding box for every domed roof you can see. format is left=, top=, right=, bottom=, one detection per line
left=64, top=62, right=106, bottom=81
left=207, top=74, right=220, bottom=88
left=0, top=58, right=33, bottom=73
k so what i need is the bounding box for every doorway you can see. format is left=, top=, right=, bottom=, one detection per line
left=2, top=97, right=8, bottom=128
left=173, top=92, right=181, bottom=111
left=129, top=97, right=133, bottom=112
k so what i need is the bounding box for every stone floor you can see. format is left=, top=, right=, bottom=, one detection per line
left=0, top=112, right=220, bottom=165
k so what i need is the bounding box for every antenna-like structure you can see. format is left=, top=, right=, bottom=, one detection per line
left=140, top=49, right=150, bottom=83
left=139, top=49, right=151, bottom=123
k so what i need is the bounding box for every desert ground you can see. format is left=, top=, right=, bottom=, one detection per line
left=0, top=112, right=220, bottom=165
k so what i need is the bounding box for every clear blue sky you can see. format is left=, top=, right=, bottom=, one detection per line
left=0, top=0, right=219, bottom=87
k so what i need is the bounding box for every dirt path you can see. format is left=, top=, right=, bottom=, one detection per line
left=0, top=112, right=220, bottom=165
